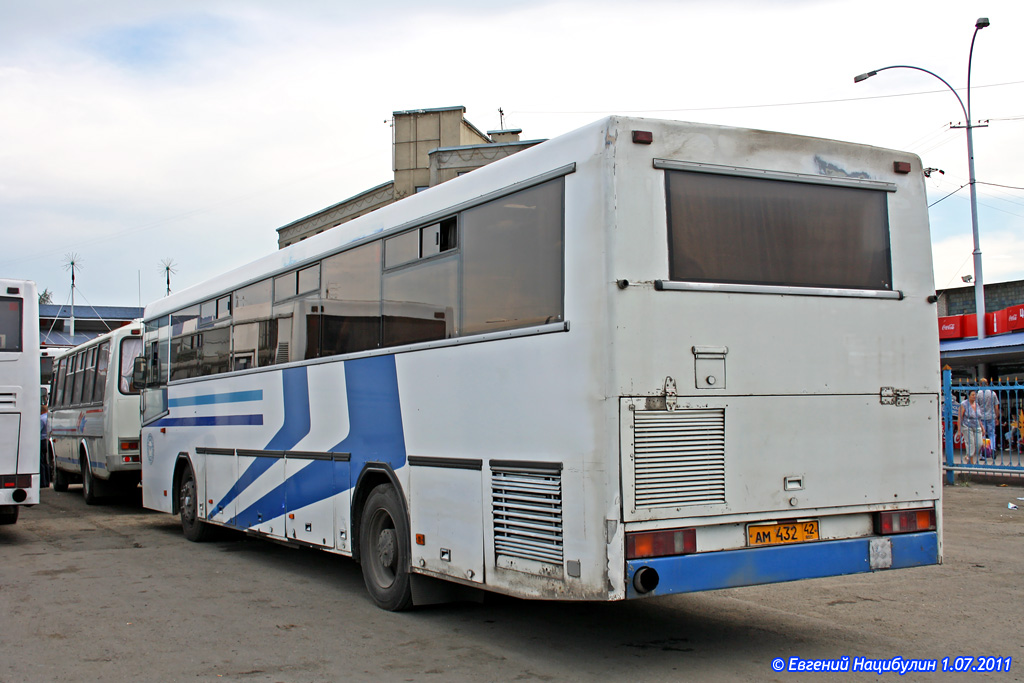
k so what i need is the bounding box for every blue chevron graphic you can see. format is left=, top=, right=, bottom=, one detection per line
left=225, top=355, right=406, bottom=528
left=210, top=366, right=310, bottom=520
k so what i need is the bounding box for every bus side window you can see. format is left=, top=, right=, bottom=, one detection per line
left=53, top=357, right=66, bottom=407
left=93, top=342, right=109, bottom=403
left=270, top=264, right=320, bottom=366
left=382, top=254, right=458, bottom=346
left=320, top=241, right=382, bottom=357
left=461, top=179, right=564, bottom=335
left=200, top=326, right=231, bottom=376
left=68, top=352, right=82, bottom=406
left=230, top=320, right=274, bottom=370
left=62, top=356, right=73, bottom=408
left=82, top=347, right=98, bottom=404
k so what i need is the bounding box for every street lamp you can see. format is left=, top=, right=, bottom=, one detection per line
left=855, top=17, right=990, bottom=340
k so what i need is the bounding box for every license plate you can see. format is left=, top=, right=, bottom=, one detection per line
left=747, top=520, right=819, bottom=547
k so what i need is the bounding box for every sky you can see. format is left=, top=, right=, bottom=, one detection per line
left=1, top=0, right=1022, bottom=309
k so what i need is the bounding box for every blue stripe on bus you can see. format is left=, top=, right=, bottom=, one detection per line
left=211, top=367, right=311, bottom=520
left=155, top=415, right=264, bottom=427
left=331, top=354, right=406, bottom=473
left=229, top=459, right=339, bottom=530
left=264, top=367, right=311, bottom=450
left=223, top=356, right=406, bottom=527
left=168, top=390, right=263, bottom=407
left=53, top=455, right=107, bottom=470
left=624, top=532, right=940, bottom=598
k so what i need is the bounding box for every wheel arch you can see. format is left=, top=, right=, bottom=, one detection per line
left=78, top=440, right=90, bottom=472
left=45, top=438, right=58, bottom=469
left=351, top=463, right=407, bottom=565
left=171, top=452, right=194, bottom=515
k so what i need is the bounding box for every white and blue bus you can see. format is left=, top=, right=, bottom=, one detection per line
left=139, top=116, right=941, bottom=610
left=48, top=322, right=144, bottom=502
left=0, top=279, right=41, bottom=525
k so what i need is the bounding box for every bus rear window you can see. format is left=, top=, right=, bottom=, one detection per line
left=666, top=170, right=892, bottom=291
left=0, top=297, right=22, bottom=352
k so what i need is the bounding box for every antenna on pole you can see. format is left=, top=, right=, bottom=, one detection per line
left=498, top=107, right=505, bottom=129
left=160, top=258, right=177, bottom=297
left=63, top=253, right=81, bottom=340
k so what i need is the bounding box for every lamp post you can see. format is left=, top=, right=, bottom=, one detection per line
left=855, top=17, right=990, bottom=341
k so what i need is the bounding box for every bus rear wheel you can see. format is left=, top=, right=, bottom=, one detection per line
left=359, top=484, right=413, bottom=611
left=179, top=466, right=211, bottom=542
left=0, top=507, right=18, bottom=525
left=81, top=455, right=101, bottom=505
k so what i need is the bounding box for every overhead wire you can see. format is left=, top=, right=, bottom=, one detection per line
left=509, top=80, right=1024, bottom=116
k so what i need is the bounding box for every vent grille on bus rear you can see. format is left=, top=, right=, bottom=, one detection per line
left=633, top=409, right=726, bottom=507
left=491, top=463, right=563, bottom=566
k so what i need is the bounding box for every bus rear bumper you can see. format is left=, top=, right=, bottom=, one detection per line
left=625, top=532, right=938, bottom=598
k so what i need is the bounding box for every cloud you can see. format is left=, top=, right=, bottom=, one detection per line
left=932, top=227, right=1024, bottom=291
left=1, top=0, right=1022, bottom=308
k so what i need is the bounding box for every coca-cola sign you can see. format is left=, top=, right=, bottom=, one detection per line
left=938, top=315, right=963, bottom=339
left=1009, top=305, right=1024, bottom=331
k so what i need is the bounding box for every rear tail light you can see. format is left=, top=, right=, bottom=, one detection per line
left=876, top=508, right=936, bottom=535
left=119, top=439, right=140, bottom=451
left=1, top=474, right=34, bottom=488
left=626, top=528, right=696, bottom=559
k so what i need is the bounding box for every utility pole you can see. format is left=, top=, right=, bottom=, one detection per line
left=854, top=18, right=990, bottom=348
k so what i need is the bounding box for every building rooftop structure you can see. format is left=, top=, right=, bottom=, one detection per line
left=277, top=106, right=544, bottom=248
left=39, top=303, right=143, bottom=348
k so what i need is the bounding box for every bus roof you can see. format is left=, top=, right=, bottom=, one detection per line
left=143, top=115, right=912, bottom=322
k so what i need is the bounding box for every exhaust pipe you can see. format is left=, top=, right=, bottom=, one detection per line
left=633, top=566, right=660, bottom=594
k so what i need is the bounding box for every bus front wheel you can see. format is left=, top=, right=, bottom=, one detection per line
left=179, top=466, right=211, bottom=542
left=358, top=484, right=413, bottom=611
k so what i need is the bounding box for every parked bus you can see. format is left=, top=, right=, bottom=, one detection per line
left=138, top=116, right=941, bottom=610
left=49, top=322, right=144, bottom=503
left=0, top=279, right=40, bottom=525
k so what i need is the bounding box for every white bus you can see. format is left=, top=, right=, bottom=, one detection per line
left=0, top=279, right=40, bottom=525
left=49, top=322, right=144, bottom=503
left=139, top=116, right=941, bottom=610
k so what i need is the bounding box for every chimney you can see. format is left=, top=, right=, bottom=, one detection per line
left=487, top=128, right=522, bottom=143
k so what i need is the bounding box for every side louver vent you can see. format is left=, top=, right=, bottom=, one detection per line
left=633, top=409, right=726, bottom=508
left=491, top=462, right=563, bottom=566
left=0, top=392, right=16, bottom=407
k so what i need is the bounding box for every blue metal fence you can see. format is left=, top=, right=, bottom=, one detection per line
left=942, top=368, right=1024, bottom=483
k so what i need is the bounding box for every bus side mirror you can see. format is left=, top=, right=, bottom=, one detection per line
left=133, top=356, right=148, bottom=388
